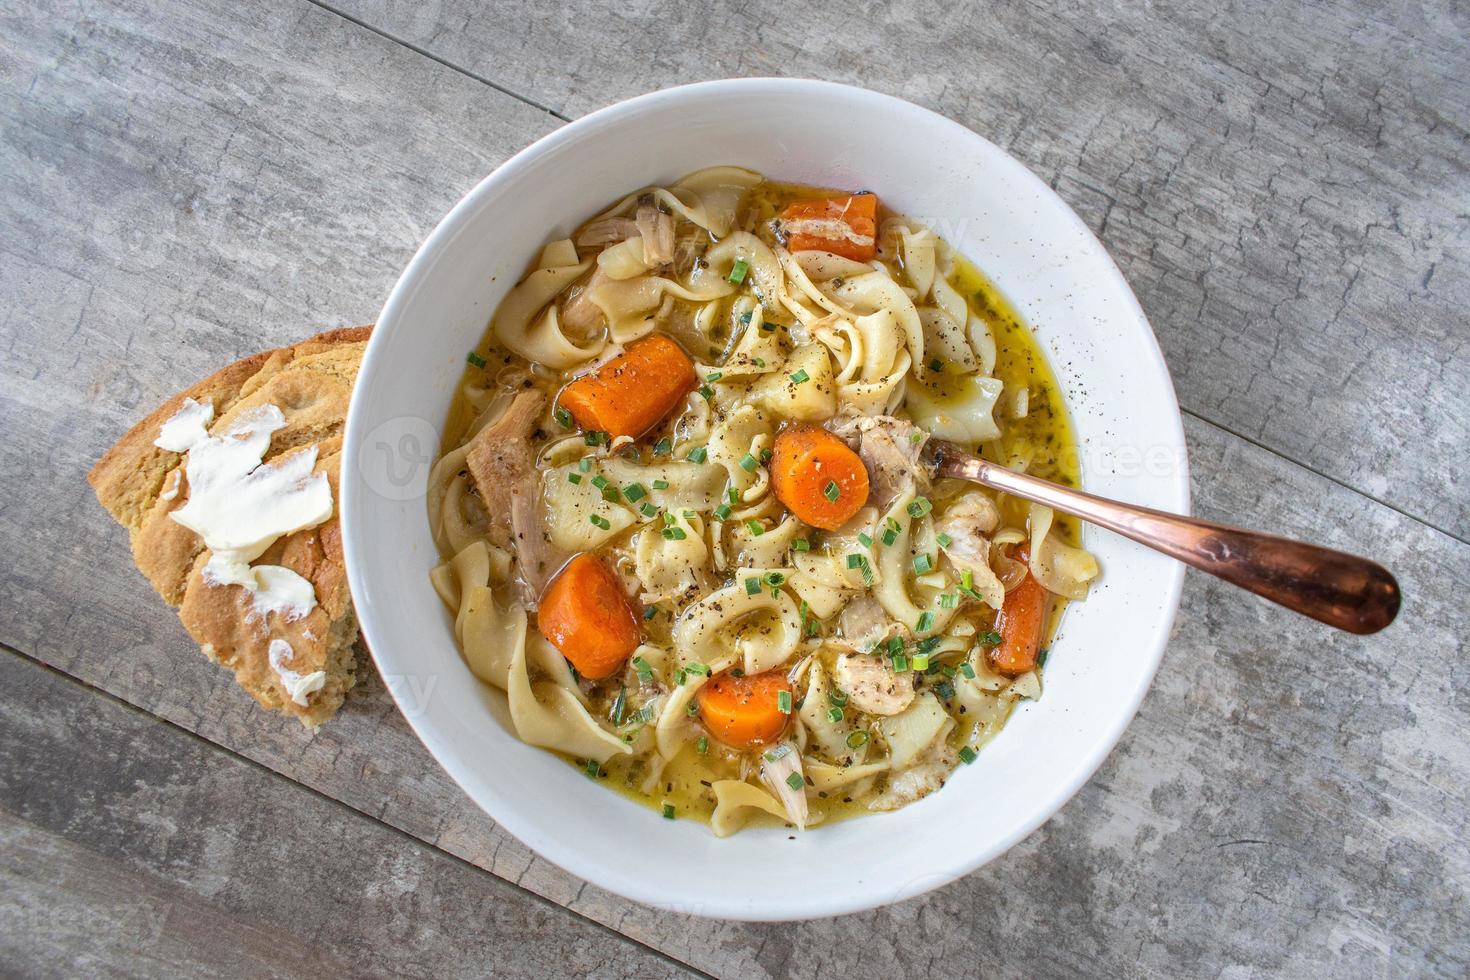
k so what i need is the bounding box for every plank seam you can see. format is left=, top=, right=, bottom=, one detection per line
left=301, top=0, right=574, bottom=123
left=0, top=641, right=716, bottom=980
left=1182, top=408, right=1468, bottom=547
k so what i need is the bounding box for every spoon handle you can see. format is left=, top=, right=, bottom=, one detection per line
left=928, top=441, right=1400, bottom=635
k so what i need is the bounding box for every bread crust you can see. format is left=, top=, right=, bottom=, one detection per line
left=89, top=326, right=372, bottom=728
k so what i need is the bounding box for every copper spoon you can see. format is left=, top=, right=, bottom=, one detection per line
left=925, top=439, right=1401, bottom=635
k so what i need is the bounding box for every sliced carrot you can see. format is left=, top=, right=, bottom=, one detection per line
left=557, top=335, right=696, bottom=440
left=537, top=554, right=640, bottom=680
left=770, top=424, right=869, bottom=530
left=989, top=546, right=1047, bottom=676
left=779, top=193, right=879, bottom=261
left=696, top=669, right=792, bottom=749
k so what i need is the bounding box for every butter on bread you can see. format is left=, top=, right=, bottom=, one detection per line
left=89, top=326, right=371, bottom=729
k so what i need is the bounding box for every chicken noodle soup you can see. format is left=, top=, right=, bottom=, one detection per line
left=428, top=168, right=1099, bottom=835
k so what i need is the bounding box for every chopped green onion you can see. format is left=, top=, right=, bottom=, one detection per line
left=785, top=772, right=805, bottom=791
left=935, top=681, right=956, bottom=700
left=777, top=690, right=793, bottom=714
left=959, top=746, right=978, bottom=765
left=891, top=652, right=910, bottom=672
left=827, top=706, right=844, bottom=724
left=611, top=687, right=628, bottom=725
left=738, top=452, right=758, bottom=472
left=653, top=437, right=672, bottom=455
left=662, top=803, right=676, bottom=819
left=643, top=604, right=658, bottom=621
left=907, top=496, right=933, bottom=518
left=727, top=487, right=740, bottom=505
left=759, top=320, right=776, bottom=332
left=789, top=368, right=810, bottom=384
left=928, top=357, right=944, bottom=372
left=828, top=688, right=849, bottom=707
left=764, top=744, right=792, bottom=762
left=588, top=514, right=611, bottom=530
left=823, top=480, right=841, bottom=502
left=466, top=350, right=486, bottom=368
left=585, top=430, right=607, bottom=446
left=578, top=458, right=592, bottom=473
left=941, top=663, right=958, bottom=678
left=1037, top=648, right=1052, bottom=669
left=567, top=473, right=583, bottom=485
left=591, top=474, right=610, bottom=489
left=686, top=701, right=699, bottom=716
left=584, top=758, right=600, bottom=778
left=887, top=635, right=904, bottom=656
left=739, top=311, right=753, bottom=326
left=745, top=577, right=760, bottom=596
left=939, top=593, right=958, bottom=609
left=639, top=501, right=658, bottom=518
left=697, top=736, right=709, bottom=754
left=632, top=656, right=653, bottom=682
left=792, top=537, right=810, bottom=552
left=753, top=357, right=766, bottom=368
left=881, top=528, right=898, bottom=547
left=857, top=532, right=873, bottom=548
left=760, top=447, right=773, bottom=464
left=911, top=653, right=930, bottom=671
left=913, top=552, right=934, bottom=574
left=713, top=504, right=732, bottom=521
left=916, top=611, right=935, bottom=632
left=745, top=519, right=764, bottom=536
left=652, top=478, right=670, bottom=490
left=960, top=662, right=977, bottom=679
left=706, top=371, right=723, bottom=382
left=553, top=406, right=573, bottom=428
left=673, top=667, right=686, bottom=685
left=697, top=384, right=714, bottom=400
left=728, top=258, right=750, bottom=284
left=687, top=446, right=708, bottom=463
left=764, top=572, right=786, bottom=587
left=936, top=532, right=953, bottom=548
left=846, top=730, right=870, bottom=748
left=917, top=636, right=942, bottom=655
left=662, top=527, right=687, bottom=540
left=686, top=662, right=710, bottom=676
left=909, top=432, right=924, bottom=444
left=623, top=483, right=647, bottom=502
left=979, top=630, right=1002, bottom=646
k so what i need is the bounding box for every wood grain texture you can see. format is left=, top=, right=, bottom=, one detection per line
left=327, top=0, right=1470, bottom=541
left=0, top=650, right=696, bottom=979
left=1, top=0, right=1467, bottom=976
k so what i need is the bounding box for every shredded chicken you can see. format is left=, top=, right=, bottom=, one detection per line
left=935, top=493, right=1005, bottom=609
left=835, top=652, right=915, bottom=716
left=635, top=205, right=675, bottom=267
left=561, top=268, right=609, bottom=334
left=831, top=414, right=930, bottom=508
left=575, top=216, right=637, bottom=248
left=464, top=389, right=559, bottom=605
left=758, top=741, right=809, bottom=829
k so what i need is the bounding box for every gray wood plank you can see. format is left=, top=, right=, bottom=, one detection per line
left=1, top=0, right=1467, bottom=977
left=324, top=0, right=1470, bottom=540
left=0, top=649, right=697, bottom=980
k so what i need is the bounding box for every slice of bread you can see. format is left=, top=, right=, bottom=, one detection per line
left=89, top=326, right=371, bottom=729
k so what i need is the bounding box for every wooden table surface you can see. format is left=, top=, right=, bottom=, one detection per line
left=3, top=0, right=1467, bottom=976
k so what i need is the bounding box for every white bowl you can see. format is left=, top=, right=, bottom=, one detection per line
left=342, top=78, right=1189, bottom=921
